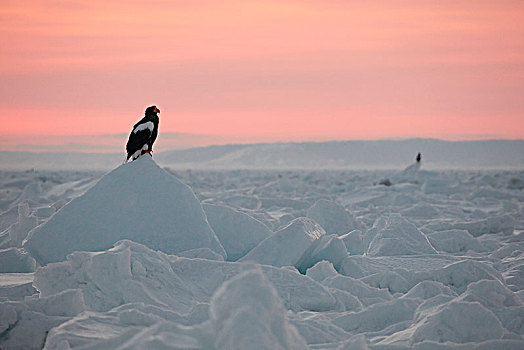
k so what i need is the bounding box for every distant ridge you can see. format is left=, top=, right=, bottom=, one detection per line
left=1, top=139, right=524, bottom=170
left=156, top=139, right=524, bottom=170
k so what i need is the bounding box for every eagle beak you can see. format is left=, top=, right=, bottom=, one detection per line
left=154, top=108, right=160, bottom=113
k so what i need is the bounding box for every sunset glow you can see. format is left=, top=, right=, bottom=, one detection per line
left=1, top=0, right=523, bottom=152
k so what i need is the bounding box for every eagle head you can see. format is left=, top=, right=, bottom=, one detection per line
left=145, top=105, right=160, bottom=115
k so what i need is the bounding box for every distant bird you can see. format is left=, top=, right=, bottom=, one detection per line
left=416, top=152, right=422, bottom=163
left=125, top=106, right=160, bottom=162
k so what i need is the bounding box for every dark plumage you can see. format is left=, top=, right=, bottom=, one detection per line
left=125, top=106, right=160, bottom=162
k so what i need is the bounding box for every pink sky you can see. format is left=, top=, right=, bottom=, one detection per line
left=1, top=0, right=523, bottom=152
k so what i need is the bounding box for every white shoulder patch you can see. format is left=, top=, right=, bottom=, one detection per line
left=133, top=121, right=154, bottom=134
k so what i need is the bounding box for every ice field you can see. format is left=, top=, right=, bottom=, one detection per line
left=1, top=155, right=524, bottom=349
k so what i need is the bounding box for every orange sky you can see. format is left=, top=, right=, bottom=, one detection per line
left=1, top=0, right=523, bottom=152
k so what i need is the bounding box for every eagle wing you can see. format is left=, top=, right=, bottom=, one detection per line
left=126, top=121, right=154, bottom=158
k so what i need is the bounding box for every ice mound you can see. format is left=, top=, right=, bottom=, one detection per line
left=17, top=241, right=337, bottom=349
left=464, top=214, right=516, bottom=236
left=46, top=266, right=312, bottom=350
left=8, top=202, right=39, bottom=247
left=23, top=156, right=225, bottom=264
left=386, top=161, right=421, bottom=185
left=424, top=259, right=504, bottom=294
left=34, top=240, right=196, bottom=314
left=411, top=301, right=504, bottom=344
left=44, top=305, right=205, bottom=349
left=0, top=247, right=36, bottom=272
left=422, top=177, right=460, bottom=195
left=0, top=279, right=36, bottom=301
left=427, top=229, right=487, bottom=253
left=0, top=289, right=84, bottom=349
left=203, top=203, right=272, bottom=261
left=296, top=234, right=347, bottom=273
left=340, top=229, right=366, bottom=255
left=321, top=273, right=393, bottom=307
left=402, top=161, right=421, bottom=177
left=458, top=279, right=524, bottom=335
left=333, top=298, right=420, bottom=333
left=170, top=251, right=337, bottom=312
left=401, top=202, right=440, bottom=220
left=33, top=239, right=336, bottom=313
left=422, top=212, right=517, bottom=238
left=288, top=311, right=354, bottom=345
left=210, top=268, right=308, bottom=350
left=306, top=260, right=338, bottom=281
left=306, top=199, right=363, bottom=235
left=366, top=214, right=438, bottom=256
left=240, top=217, right=325, bottom=267
left=406, top=282, right=453, bottom=300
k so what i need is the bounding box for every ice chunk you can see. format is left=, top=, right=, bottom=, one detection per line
left=0, top=247, right=36, bottom=272
left=210, top=268, right=308, bottom=350
left=464, top=214, right=516, bottom=236
left=0, top=290, right=80, bottom=349
left=289, top=312, right=352, bottom=345
left=422, top=177, right=461, bottom=195
left=113, top=322, right=202, bottom=350
left=170, top=256, right=338, bottom=313
left=411, top=301, right=504, bottom=344
left=43, top=311, right=144, bottom=350
left=461, top=280, right=523, bottom=309
left=203, top=203, right=272, bottom=261
left=0, top=301, right=21, bottom=334
left=323, top=274, right=392, bottom=307
left=427, top=229, right=487, bottom=253
left=0, top=281, right=37, bottom=301
left=296, top=234, right=348, bottom=273
left=367, top=214, right=438, bottom=256
left=340, top=229, right=366, bottom=255
left=424, top=259, right=504, bottom=294
left=360, top=270, right=413, bottom=294
left=333, top=298, right=420, bottom=333
left=34, top=240, right=197, bottom=314
left=401, top=202, right=440, bottom=220
left=177, top=247, right=225, bottom=261
left=240, top=217, right=325, bottom=268
left=307, top=199, right=363, bottom=235
left=25, top=289, right=85, bottom=317
left=0, top=309, right=67, bottom=350
left=403, top=281, right=457, bottom=300
left=8, top=202, right=38, bottom=247
left=306, top=260, right=339, bottom=283
left=458, top=279, right=524, bottom=335
left=24, top=156, right=225, bottom=265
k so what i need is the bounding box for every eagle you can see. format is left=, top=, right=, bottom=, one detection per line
left=125, top=106, right=160, bottom=162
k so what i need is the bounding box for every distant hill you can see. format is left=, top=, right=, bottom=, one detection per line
left=156, top=139, right=524, bottom=170
left=0, top=152, right=124, bottom=171
left=1, top=139, right=523, bottom=170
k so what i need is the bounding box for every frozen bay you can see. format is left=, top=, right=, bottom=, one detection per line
left=1, top=157, right=523, bottom=349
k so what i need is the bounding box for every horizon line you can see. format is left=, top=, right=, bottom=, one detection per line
left=2, top=137, right=524, bottom=155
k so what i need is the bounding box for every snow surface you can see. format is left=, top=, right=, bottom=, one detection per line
left=0, top=158, right=523, bottom=349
